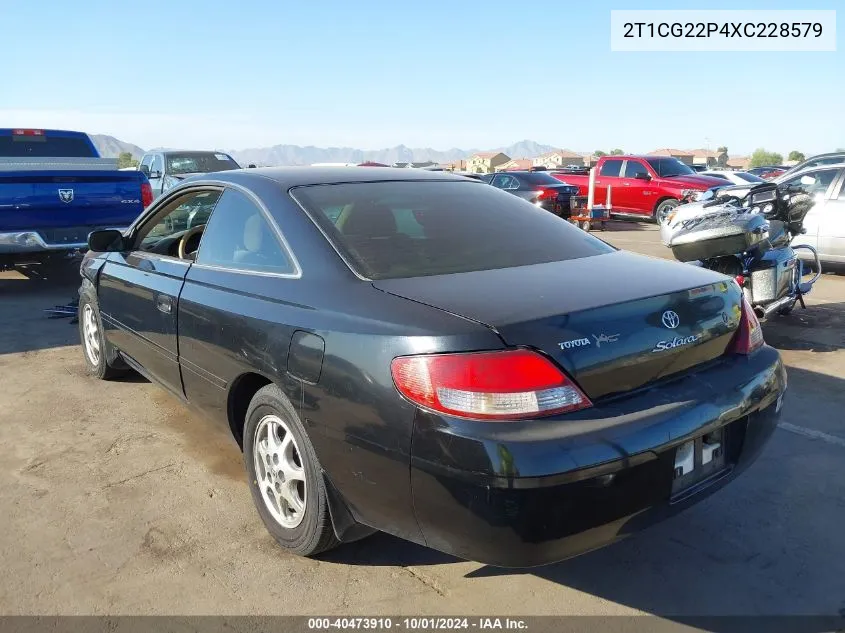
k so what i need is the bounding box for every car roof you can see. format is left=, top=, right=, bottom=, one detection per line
left=186, top=166, right=474, bottom=188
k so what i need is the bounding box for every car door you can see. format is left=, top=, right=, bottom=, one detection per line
left=177, top=186, right=302, bottom=425
left=96, top=187, right=223, bottom=397
left=782, top=168, right=840, bottom=254
left=148, top=154, right=165, bottom=198
left=594, top=158, right=623, bottom=206
left=618, top=159, right=656, bottom=213
left=817, top=169, right=845, bottom=262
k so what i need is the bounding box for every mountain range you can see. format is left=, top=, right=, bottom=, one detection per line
left=89, top=134, right=145, bottom=160
left=90, top=135, right=560, bottom=166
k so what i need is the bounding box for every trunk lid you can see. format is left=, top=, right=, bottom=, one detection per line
left=374, top=251, right=743, bottom=400
left=0, top=170, right=145, bottom=232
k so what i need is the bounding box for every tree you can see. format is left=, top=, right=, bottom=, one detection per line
left=716, top=146, right=729, bottom=168
left=788, top=150, right=805, bottom=162
left=594, top=150, right=607, bottom=157
left=117, top=152, right=138, bottom=169
left=610, top=148, right=624, bottom=155
left=749, top=148, right=784, bottom=169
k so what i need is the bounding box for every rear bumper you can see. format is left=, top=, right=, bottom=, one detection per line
left=410, top=345, right=786, bottom=567
left=0, top=226, right=127, bottom=255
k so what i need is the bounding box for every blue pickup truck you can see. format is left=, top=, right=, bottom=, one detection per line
left=0, top=128, right=151, bottom=270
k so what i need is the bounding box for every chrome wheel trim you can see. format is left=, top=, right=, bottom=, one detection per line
left=253, top=414, right=306, bottom=529
left=82, top=304, right=101, bottom=366
left=657, top=201, right=677, bottom=223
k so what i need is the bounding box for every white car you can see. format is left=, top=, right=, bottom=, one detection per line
left=699, top=170, right=767, bottom=186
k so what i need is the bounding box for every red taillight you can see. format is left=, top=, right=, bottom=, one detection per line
left=730, top=296, right=764, bottom=355
left=735, top=275, right=745, bottom=287
left=537, top=189, right=557, bottom=200
left=390, top=349, right=592, bottom=420
left=12, top=129, right=44, bottom=136
left=141, top=182, right=153, bottom=208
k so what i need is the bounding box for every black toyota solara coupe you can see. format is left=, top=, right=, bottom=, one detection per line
left=78, top=167, right=786, bottom=568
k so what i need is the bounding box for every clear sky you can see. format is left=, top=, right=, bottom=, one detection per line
left=2, top=0, right=843, bottom=155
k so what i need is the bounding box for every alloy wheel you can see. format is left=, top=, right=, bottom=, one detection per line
left=82, top=304, right=101, bottom=366
left=253, top=414, right=307, bottom=529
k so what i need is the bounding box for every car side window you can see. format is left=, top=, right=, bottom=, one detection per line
left=139, top=154, right=152, bottom=171
left=599, top=160, right=623, bottom=177
left=135, top=190, right=223, bottom=255
left=150, top=154, right=163, bottom=177
left=623, top=161, right=648, bottom=179
left=784, top=169, right=838, bottom=196
left=490, top=174, right=511, bottom=189
left=195, top=188, right=295, bottom=274
left=839, top=175, right=845, bottom=200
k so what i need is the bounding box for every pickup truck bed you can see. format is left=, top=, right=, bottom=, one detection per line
left=0, top=129, right=151, bottom=269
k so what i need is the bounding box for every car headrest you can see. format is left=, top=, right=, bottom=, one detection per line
left=339, top=203, right=397, bottom=237
left=243, top=213, right=265, bottom=252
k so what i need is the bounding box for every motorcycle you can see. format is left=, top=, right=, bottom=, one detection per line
left=664, top=181, right=822, bottom=319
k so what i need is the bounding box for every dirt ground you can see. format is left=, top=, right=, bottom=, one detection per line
left=1, top=223, right=844, bottom=618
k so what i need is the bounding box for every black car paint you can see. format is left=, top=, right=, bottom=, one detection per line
left=82, top=167, right=785, bottom=567
left=480, top=171, right=576, bottom=216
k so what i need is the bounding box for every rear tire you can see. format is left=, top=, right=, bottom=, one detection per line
left=654, top=198, right=680, bottom=224
left=243, top=384, right=340, bottom=557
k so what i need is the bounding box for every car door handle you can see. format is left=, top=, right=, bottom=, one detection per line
left=156, top=295, right=173, bottom=314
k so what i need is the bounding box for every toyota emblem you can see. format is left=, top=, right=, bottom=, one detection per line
left=661, top=310, right=680, bottom=329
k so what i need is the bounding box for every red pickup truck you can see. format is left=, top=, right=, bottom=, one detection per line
left=551, top=155, right=728, bottom=222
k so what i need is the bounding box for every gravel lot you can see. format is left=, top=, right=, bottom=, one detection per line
left=1, top=222, right=844, bottom=618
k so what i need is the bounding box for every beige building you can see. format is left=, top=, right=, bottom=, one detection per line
left=496, top=158, right=533, bottom=172
left=649, top=148, right=695, bottom=165
left=727, top=156, right=751, bottom=170
left=466, top=152, right=510, bottom=174
left=532, top=150, right=584, bottom=170
left=687, top=149, right=721, bottom=167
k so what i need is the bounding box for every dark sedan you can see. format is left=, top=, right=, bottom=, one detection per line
left=78, top=167, right=786, bottom=568
left=479, top=170, right=579, bottom=217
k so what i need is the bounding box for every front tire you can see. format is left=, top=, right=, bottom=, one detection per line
left=243, top=384, right=340, bottom=557
left=78, top=290, right=127, bottom=380
left=654, top=198, right=680, bottom=224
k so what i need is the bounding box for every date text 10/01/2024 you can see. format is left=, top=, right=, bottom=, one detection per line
left=308, top=618, right=529, bottom=630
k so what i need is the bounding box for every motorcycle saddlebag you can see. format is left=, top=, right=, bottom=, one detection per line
left=668, top=212, right=769, bottom=262
left=748, top=247, right=797, bottom=304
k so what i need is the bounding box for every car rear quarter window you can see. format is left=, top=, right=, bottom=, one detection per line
left=599, top=160, right=623, bottom=177
left=196, top=188, right=295, bottom=274
left=290, top=180, right=615, bottom=280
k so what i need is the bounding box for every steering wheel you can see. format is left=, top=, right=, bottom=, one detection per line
left=178, top=225, right=205, bottom=260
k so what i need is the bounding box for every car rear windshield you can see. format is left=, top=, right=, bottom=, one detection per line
left=291, top=180, right=615, bottom=280
left=518, top=172, right=566, bottom=185
left=0, top=133, right=96, bottom=157
left=736, top=172, right=765, bottom=183
left=166, top=152, right=240, bottom=175
left=645, top=157, right=695, bottom=177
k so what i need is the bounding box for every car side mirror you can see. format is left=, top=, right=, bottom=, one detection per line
left=634, top=172, right=651, bottom=180
left=149, top=170, right=162, bottom=179
left=248, top=164, right=257, bottom=169
left=87, top=229, right=126, bottom=253
left=139, top=164, right=150, bottom=177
